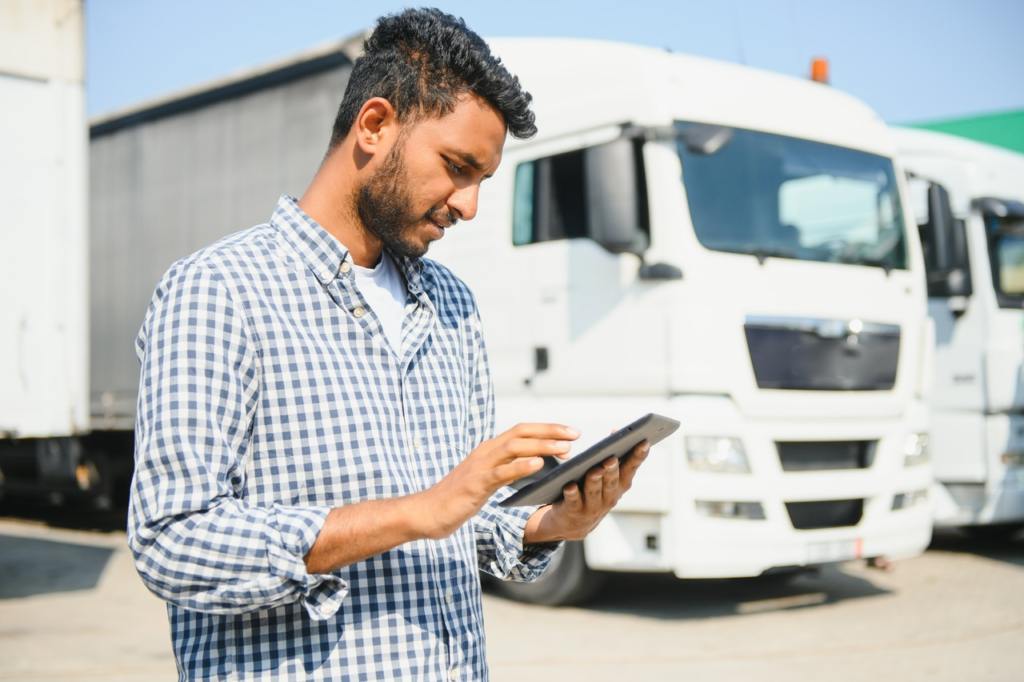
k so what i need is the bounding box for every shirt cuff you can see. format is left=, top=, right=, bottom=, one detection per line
left=488, top=490, right=563, bottom=583
left=267, top=504, right=349, bottom=620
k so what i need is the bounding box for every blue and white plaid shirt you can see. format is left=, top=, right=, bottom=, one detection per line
left=129, top=195, right=557, bottom=681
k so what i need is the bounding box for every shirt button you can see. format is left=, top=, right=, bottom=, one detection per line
left=449, top=668, right=458, bottom=681
left=319, top=604, right=336, bottom=617
left=353, top=307, right=365, bottom=318
left=414, top=438, right=422, bottom=451
left=340, top=261, right=351, bottom=274
left=445, top=589, right=453, bottom=604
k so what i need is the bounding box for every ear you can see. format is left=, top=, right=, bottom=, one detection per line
left=353, top=97, right=399, bottom=157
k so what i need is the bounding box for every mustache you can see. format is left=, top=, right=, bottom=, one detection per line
left=424, top=207, right=457, bottom=228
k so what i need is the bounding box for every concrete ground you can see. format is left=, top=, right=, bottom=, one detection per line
left=0, top=501, right=1021, bottom=681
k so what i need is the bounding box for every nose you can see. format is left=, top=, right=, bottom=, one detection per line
left=448, top=183, right=480, bottom=222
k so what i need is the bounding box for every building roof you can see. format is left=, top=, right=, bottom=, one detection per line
left=909, top=108, right=1024, bottom=155
left=89, top=32, right=366, bottom=139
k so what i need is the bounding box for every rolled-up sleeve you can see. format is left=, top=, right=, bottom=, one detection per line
left=128, top=260, right=346, bottom=619
left=475, top=488, right=561, bottom=581
left=463, top=304, right=561, bottom=581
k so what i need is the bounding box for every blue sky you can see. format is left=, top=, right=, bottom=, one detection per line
left=86, top=0, right=1024, bottom=124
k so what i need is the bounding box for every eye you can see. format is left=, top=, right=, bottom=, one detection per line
left=443, top=156, right=462, bottom=175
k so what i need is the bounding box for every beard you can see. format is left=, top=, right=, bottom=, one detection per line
left=355, top=140, right=456, bottom=260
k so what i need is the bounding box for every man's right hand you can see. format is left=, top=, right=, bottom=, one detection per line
left=411, top=423, right=579, bottom=540
left=304, top=423, right=578, bottom=574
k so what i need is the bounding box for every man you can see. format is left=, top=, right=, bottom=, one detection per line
left=129, top=8, right=648, bottom=680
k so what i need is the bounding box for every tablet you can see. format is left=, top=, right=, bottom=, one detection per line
left=499, top=413, right=680, bottom=507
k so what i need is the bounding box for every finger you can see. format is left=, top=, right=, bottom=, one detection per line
left=600, top=456, right=621, bottom=504
left=492, top=457, right=545, bottom=487
left=498, top=423, right=581, bottom=444
left=618, top=440, right=650, bottom=488
left=562, top=483, right=583, bottom=512
left=481, top=424, right=579, bottom=462
left=497, top=437, right=573, bottom=463
left=582, top=465, right=605, bottom=509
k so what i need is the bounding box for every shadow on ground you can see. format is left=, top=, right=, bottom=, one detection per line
left=0, top=534, right=114, bottom=599
left=928, top=526, right=1024, bottom=568
left=484, top=563, right=890, bottom=621
left=0, top=496, right=125, bottom=599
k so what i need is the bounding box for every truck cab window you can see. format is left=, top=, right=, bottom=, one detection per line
left=990, top=219, right=1024, bottom=301
left=513, top=149, right=587, bottom=245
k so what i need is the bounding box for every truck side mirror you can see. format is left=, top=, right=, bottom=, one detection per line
left=926, top=183, right=955, bottom=270
left=584, top=138, right=648, bottom=255
left=920, top=182, right=972, bottom=298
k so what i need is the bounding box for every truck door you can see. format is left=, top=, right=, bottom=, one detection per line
left=912, top=176, right=986, bottom=481
left=504, top=140, right=671, bottom=399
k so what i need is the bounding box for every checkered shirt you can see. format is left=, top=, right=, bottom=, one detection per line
left=128, top=195, right=558, bottom=681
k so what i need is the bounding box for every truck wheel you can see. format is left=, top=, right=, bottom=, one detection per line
left=493, top=541, right=604, bottom=606
left=963, top=524, right=1024, bottom=542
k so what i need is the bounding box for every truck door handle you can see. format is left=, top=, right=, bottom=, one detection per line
left=534, top=347, right=549, bottom=372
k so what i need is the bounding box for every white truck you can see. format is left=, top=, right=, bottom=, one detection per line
left=5, top=24, right=935, bottom=603
left=894, top=127, right=1024, bottom=538
left=432, top=38, right=935, bottom=603
left=0, top=1, right=99, bottom=502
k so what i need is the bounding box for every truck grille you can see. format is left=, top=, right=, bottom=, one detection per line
left=745, top=316, right=900, bottom=390
left=776, top=441, right=877, bottom=471
left=786, top=499, right=864, bottom=529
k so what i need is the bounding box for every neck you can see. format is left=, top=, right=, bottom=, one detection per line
left=298, top=147, right=383, bottom=268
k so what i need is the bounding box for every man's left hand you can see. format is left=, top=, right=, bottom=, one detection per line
left=522, top=439, right=650, bottom=544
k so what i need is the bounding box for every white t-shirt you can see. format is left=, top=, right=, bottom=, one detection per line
left=352, top=253, right=407, bottom=353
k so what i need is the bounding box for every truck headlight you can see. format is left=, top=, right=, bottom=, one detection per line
left=695, top=500, right=766, bottom=519
left=686, top=436, right=751, bottom=473
left=903, top=433, right=930, bottom=467
left=892, top=488, right=929, bottom=510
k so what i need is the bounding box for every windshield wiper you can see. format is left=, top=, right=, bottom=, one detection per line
left=728, top=245, right=798, bottom=265
left=856, top=258, right=895, bottom=275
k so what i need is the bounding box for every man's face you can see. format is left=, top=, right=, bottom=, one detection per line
left=356, top=94, right=506, bottom=260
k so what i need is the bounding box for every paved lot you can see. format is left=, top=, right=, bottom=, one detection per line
left=0, top=501, right=1022, bottom=681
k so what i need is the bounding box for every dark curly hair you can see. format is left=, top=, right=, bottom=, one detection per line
left=328, top=7, right=536, bottom=151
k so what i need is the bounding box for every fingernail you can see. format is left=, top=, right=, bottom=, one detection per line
left=605, top=458, right=618, bottom=469
left=564, top=426, right=580, bottom=437
left=641, top=442, right=650, bottom=454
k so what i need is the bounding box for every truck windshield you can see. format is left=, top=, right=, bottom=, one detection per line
left=675, top=122, right=908, bottom=270
left=988, top=217, right=1024, bottom=304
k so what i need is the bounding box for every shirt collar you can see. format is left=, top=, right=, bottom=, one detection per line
left=271, top=195, right=426, bottom=294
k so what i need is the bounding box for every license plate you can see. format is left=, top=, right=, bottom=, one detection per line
left=807, top=538, right=862, bottom=564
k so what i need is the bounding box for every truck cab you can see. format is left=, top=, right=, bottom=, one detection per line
left=894, top=127, right=1024, bottom=536
left=431, top=38, right=935, bottom=603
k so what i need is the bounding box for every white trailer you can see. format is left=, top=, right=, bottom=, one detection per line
left=432, top=38, right=935, bottom=603
left=894, top=127, right=1024, bottom=538
left=0, top=1, right=96, bottom=499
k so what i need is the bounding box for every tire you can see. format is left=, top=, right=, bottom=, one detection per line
left=963, top=524, right=1024, bottom=542
left=493, top=541, right=604, bottom=606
